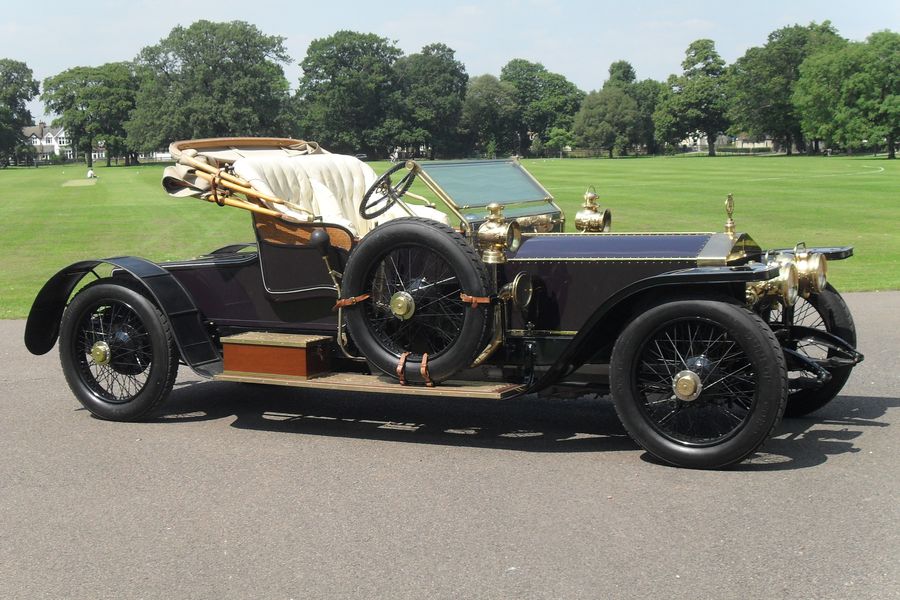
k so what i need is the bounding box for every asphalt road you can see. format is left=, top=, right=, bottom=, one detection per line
left=2, top=292, right=898, bottom=600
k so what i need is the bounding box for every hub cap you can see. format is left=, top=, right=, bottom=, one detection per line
left=90, top=341, right=111, bottom=365
left=672, top=369, right=703, bottom=402
left=389, top=291, right=415, bottom=320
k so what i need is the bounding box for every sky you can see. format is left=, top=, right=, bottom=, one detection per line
left=3, top=0, right=898, bottom=121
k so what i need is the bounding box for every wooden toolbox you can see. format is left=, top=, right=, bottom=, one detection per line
left=221, top=332, right=331, bottom=380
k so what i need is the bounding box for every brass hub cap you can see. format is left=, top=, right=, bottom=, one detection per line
left=389, top=291, right=415, bottom=320
left=90, top=341, right=111, bottom=366
left=672, top=369, right=703, bottom=402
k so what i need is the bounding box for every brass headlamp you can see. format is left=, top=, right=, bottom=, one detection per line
left=575, top=187, right=611, bottom=232
left=498, top=271, right=534, bottom=310
left=793, top=242, right=827, bottom=296
left=747, top=255, right=800, bottom=306
left=476, top=203, right=521, bottom=264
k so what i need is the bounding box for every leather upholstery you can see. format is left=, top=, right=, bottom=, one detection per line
left=233, top=154, right=448, bottom=237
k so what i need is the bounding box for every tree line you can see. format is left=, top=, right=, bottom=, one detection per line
left=1, top=20, right=897, bottom=167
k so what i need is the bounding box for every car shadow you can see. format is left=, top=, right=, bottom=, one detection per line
left=156, top=380, right=635, bottom=454
left=153, top=381, right=896, bottom=468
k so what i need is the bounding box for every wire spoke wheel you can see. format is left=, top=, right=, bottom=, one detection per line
left=60, top=281, right=178, bottom=421
left=343, top=218, right=491, bottom=384
left=635, top=318, right=755, bottom=445
left=768, top=297, right=829, bottom=361
left=610, top=300, right=786, bottom=469
left=764, top=283, right=857, bottom=417
left=363, top=244, right=466, bottom=358
left=75, top=299, right=154, bottom=403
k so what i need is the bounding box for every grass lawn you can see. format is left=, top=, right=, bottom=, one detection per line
left=1, top=155, right=896, bottom=318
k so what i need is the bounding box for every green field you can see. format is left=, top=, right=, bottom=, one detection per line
left=1, top=155, right=897, bottom=318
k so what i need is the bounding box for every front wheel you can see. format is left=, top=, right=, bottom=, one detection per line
left=610, top=300, right=787, bottom=469
left=766, top=284, right=856, bottom=417
left=59, top=280, right=179, bottom=421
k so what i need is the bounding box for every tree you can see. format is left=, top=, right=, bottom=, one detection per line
left=794, top=30, right=900, bottom=158
left=600, top=61, right=664, bottom=154
left=500, top=59, right=584, bottom=154
left=42, top=67, right=97, bottom=166
left=127, top=20, right=290, bottom=152
left=728, top=22, right=844, bottom=154
left=545, top=127, right=574, bottom=157
left=42, top=62, right=138, bottom=167
left=459, top=74, right=518, bottom=156
left=296, top=30, right=401, bottom=156
left=630, top=78, right=666, bottom=154
left=573, top=86, right=639, bottom=158
left=653, top=39, right=730, bottom=156
left=88, top=63, right=138, bottom=165
left=606, top=60, right=636, bottom=88
left=393, top=43, right=468, bottom=158
left=0, top=59, right=39, bottom=165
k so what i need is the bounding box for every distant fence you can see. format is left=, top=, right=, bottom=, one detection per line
left=714, top=146, right=774, bottom=155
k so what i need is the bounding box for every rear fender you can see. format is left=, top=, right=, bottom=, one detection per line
left=24, top=256, right=222, bottom=377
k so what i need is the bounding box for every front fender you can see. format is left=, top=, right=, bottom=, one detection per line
left=24, top=256, right=222, bottom=378
left=524, top=263, right=779, bottom=394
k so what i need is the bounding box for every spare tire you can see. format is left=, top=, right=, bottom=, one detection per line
left=342, top=218, right=492, bottom=384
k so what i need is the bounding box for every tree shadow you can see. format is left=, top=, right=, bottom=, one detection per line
left=729, top=394, right=897, bottom=471
left=153, top=380, right=896, bottom=469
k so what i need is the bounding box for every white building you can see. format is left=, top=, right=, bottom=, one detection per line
left=22, top=122, right=72, bottom=160
left=21, top=122, right=110, bottom=161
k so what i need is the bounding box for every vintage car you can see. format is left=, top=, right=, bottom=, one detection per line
left=24, top=137, right=863, bottom=469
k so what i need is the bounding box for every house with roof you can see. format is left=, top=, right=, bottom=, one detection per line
left=22, top=122, right=72, bottom=161
left=20, top=122, right=113, bottom=162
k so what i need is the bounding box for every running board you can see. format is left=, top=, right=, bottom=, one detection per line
left=215, top=371, right=525, bottom=400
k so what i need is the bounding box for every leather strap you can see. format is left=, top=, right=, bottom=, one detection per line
left=460, top=293, right=491, bottom=308
left=332, top=293, right=370, bottom=311
left=419, top=353, right=434, bottom=387
left=396, top=351, right=411, bottom=385
left=211, top=168, right=226, bottom=206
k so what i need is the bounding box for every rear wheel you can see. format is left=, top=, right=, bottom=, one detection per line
left=59, top=280, right=179, bottom=421
left=610, top=300, right=787, bottom=469
left=766, top=284, right=856, bottom=417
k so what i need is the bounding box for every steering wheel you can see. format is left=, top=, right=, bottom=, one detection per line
left=360, top=162, right=417, bottom=220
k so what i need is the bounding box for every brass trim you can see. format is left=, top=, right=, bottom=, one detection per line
left=522, top=231, right=714, bottom=237
left=507, top=329, right=578, bottom=337
left=696, top=232, right=761, bottom=266
left=508, top=256, right=698, bottom=263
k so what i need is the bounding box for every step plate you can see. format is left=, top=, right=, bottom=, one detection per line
left=214, top=371, right=525, bottom=400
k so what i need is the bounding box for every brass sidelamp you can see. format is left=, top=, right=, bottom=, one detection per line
left=476, top=203, right=522, bottom=264
left=575, top=187, right=612, bottom=232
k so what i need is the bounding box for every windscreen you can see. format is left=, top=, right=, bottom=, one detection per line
left=418, top=160, right=551, bottom=208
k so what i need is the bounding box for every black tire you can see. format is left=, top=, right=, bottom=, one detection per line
left=342, top=218, right=491, bottom=384
left=610, top=300, right=787, bottom=469
left=768, top=284, right=857, bottom=417
left=59, top=280, right=179, bottom=421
